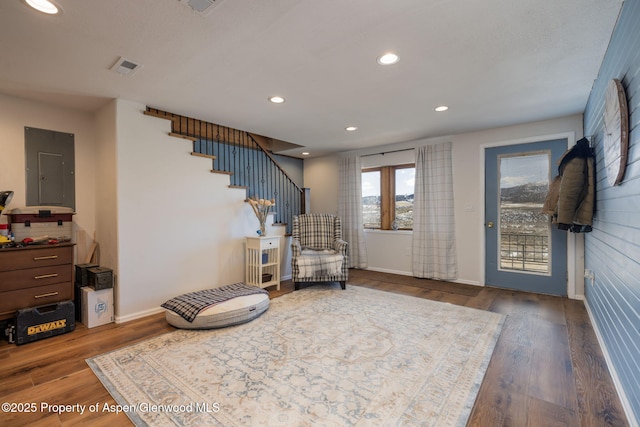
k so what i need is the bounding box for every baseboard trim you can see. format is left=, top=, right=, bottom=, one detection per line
left=364, top=267, right=413, bottom=276
left=583, top=299, right=639, bottom=427
left=116, top=306, right=164, bottom=324
left=362, top=267, right=482, bottom=287
left=454, top=278, right=482, bottom=287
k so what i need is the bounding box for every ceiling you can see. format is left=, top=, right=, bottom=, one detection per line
left=0, top=0, right=623, bottom=157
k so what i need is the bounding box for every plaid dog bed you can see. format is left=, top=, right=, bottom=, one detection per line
left=161, top=282, right=268, bottom=322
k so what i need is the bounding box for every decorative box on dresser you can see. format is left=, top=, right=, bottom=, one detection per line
left=0, top=243, right=74, bottom=321
left=245, top=236, right=280, bottom=290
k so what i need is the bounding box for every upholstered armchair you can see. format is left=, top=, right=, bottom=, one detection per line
left=291, top=214, right=349, bottom=290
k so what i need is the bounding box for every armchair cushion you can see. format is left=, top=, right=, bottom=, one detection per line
left=298, top=249, right=343, bottom=278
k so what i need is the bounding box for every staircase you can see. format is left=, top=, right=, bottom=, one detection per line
left=144, top=107, right=308, bottom=234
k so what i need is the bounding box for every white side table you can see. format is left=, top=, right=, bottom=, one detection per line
left=245, top=236, right=280, bottom=290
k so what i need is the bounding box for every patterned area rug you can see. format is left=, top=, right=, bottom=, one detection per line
left=87, top=285, right=504, bottom=426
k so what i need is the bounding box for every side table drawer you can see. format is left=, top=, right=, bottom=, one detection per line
left=259, top=237, right=279, bottom=250
left=0, top=282, right=73, bottom=314
left=0, top=265, right=72, bottom=291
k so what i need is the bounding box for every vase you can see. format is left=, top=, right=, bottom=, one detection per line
left=259, top=221, right=267, bottom=236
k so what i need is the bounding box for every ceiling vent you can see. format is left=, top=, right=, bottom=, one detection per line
left=110, top=57, right=142, bottom=76
left=179, top=0, right=223, bottom=17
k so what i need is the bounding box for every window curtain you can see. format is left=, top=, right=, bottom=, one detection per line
left=412, top=141, right=457, bottom=280
left=338, top=155, right=367, bottom=268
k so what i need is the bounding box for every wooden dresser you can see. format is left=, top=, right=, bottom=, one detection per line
left=0, top=243, right=74, bottom=321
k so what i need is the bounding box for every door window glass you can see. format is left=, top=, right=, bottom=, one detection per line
left=498, top=152, right=550, bottom=273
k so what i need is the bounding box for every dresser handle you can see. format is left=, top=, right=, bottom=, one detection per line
left=34, top=292, right=59, bottom=299
left=34, top=273, right=59, bottom=280
left=33, top=255, right=58, bottom=261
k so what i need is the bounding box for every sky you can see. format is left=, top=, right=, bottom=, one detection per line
left=499, top=153, right=549, bottom=188
left=362, top=172, right=379, bottom=197
left=362, top=168, right=415, bottom=197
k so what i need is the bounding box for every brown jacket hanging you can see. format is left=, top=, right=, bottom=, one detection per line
left=542, top=138, right=595, bottom=232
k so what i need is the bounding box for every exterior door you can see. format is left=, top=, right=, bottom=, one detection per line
left=485, top=139, right=567, bottom=296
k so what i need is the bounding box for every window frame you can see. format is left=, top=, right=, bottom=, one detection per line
left=362, top=163, right=414, bottom=230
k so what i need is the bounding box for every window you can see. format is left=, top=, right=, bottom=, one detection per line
left=362, top=164, right=414, bottom=229
left=362, top=169, right=381, bottom=228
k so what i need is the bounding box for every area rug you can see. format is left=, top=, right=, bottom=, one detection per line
left=87, top=285, right=504, bottom=426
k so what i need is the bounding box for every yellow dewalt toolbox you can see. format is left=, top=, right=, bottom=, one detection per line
left=14, top=301, right=75, bottom=345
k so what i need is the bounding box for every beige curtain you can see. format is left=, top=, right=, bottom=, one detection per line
left=412, top=142, right=457, bottom=280
left=338, top=155, right=367, bottom=268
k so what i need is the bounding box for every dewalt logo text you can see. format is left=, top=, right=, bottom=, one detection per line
left=27, top=319, right=67, bottom=335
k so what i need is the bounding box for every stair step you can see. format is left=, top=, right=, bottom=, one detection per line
left=143, top=110, right=170, bottom=120
left=211, top=170, right=233, bottom=176
left=142, top=112, right=198, bottom=142
left=191, top=152, right=216, bottom=160
left=228, top=185, right=247, bottom=189
left=171, top=132, right=198, bottom=142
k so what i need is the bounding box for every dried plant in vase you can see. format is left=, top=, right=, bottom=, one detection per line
left=248, top=196, right=275, bottom=236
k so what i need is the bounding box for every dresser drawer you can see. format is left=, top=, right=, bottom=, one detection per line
left=0, top=246, right=73, bottom=272
left=0, top=264, right=72, bottom=291
left=0, top=282, right=73, bottom=316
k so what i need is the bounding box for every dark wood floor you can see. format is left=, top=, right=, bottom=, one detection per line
left=0, top=270, right=629, bottom=426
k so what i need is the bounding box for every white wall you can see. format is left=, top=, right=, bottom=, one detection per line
left=0, top=93, right=98, bottom=261
left=304, top=157, right=340, bottom=215
left=112, top=99, right=286, bottom=321
left=305, top=114, right=584, bottom=293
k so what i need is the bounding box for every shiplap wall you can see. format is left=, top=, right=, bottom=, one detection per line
left=583, top=0, right=640, bottom=423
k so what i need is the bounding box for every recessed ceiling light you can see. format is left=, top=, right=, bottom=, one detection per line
left=269, top=96, right=285, bottom=104
left=435, top=105, right=449, bottom=112
left=302, top=152, right=310, bottom=156
left=377, top=53, right=399, bottom=65
left=345, top=126, right=358, bottom=132
left=24, top=0, right=61, bottom=14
